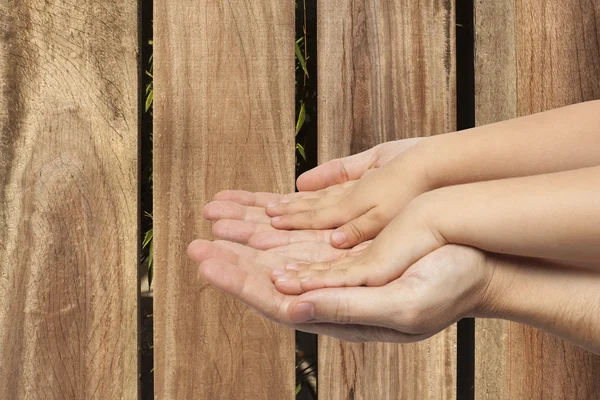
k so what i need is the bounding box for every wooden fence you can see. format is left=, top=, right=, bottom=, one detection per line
left=1, top=0, right=599, bottom=399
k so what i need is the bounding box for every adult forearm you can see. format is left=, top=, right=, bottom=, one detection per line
left=428, top=166, right=600, bottom=263
left=478, top=254, right=600, bottom=355
left=417, top=100, right=600, bottom=188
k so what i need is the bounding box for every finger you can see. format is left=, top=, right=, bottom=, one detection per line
left=266, top=242, right=353, bottom=264
left=203, top=200, right=271, bottom=223
left=212, top=220, right=274, bottom=243
left=287, top=286, right=398, bottom=325
left=279, top=259, right=393, bottom=294
left=265, top=193, right=344, bottom=217
left=271, top=206, right=349, bottom=230
left=296, top=151, right=376, bottom=191
left=187, top=239, right=239, bottom=265
left=322, top=180, right=357, bottom=196
left=248, top=229, right=333, bottom=250
left=272, top=258, right=355, bottom=295
left=350, top=240, right=372, bottom=255
left=198, top=258, right=291, bottom=322
left=330, top=207, right=387, bottom=249
left=213, top=240, right=298, bottom=267
left=288, top=287, right=438, bottom=338
left=214, top=190, right=315, bottom=207
left=196, top=240, right=294, bottom=291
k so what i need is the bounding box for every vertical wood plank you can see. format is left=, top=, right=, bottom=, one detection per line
left=153, top=1, right=296, bottom=398
left=475, top=0, right=600, bottom=398
left=317, top=1, right=457, bottom=398
left=0, top=1, right=139, bottom=399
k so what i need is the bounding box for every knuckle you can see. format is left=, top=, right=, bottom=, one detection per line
left=338, top=160, right=351, bottom=183
left=368, top=206, right=386, bottom=222
left=346, top=221, right=364, bottom=242
left=333, top=294, right=352, bottom=323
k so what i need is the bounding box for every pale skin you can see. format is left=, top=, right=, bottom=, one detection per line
left=187, top=240, right=600, bottom=355
left=194, top=100, right=600, bottom=353
left=271, top=166, right=600, bottom=294
left=266, top=100, right=600, bottom=249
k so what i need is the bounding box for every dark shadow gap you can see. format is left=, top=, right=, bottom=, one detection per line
left=139, top=0, right=154, bottom=398
left=295, top=1, right=318, bottom=399
left=456, top=0, right=476, bottom=399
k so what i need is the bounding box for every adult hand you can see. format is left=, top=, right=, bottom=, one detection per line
left=187, top=240, right=493, bottom=342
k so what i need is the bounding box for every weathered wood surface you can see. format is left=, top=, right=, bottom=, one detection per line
left=153, top=1, right=296, bottom=398
left=317, top=0, right=457, bottom=398
left=0, top=0, right=139, bottom=399
left=475, top=0, right=600, bottom=398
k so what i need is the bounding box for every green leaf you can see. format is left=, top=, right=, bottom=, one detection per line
left=145, top=89, right=153, bottom=113
left=142, top=227, right=154, bottom=289
left=142, top=228, right=153, bottom=249
left=296, top=143, right=306, bottom=161
left=295, top=40, right=309, bottom=78
left=148, top=239, right=153, bottom=288
left=295, top=102, right=306, bottom=135
left=295, top=383, right=302, bottom=395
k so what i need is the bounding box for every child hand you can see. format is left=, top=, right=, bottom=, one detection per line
left=267, top=149, right=433, bottom=250
left=296, top=137, right=425, bottom=190
left=270, top=195, right=446, bottom=295
left=202, top=190, right=369, bottom=262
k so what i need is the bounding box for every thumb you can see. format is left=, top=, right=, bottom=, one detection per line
left=287, top=286, right=396, bottom=325
left=296, top=152, right=374, bottom=191
left=330, top=208, right=385, bottom=249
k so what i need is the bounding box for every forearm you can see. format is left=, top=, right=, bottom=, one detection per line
left=415, top=100, right=600, bottom=187
left=427, top=166, right=600, bottom=263
left=478, top=254, right=600, bottom=355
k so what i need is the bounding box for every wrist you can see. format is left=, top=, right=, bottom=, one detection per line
left=471, top=253, right=516, bottom=318
left=411, top=134, right=454, bottom=191
left=473, top=255, right=600, bottom=354
left=387, top=137, right=441, bottom=193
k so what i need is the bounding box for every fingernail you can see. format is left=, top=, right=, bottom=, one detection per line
left=290, top=302, right=315, bottom=322
left=266, top=203, right=277, bottom=208
left=271, top=217, right=281, bottom=223
left=276, top=276, right=290, bottom=283
left=285, top=263, right=299, bottom=270
left=272, top=268, right=286, bottom=277
left=279, top=199, right=291, bottom=204
left=331, top=231, right=347, bottom=245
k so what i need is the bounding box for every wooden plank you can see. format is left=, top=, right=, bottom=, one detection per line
left=153, top=1, right=296, bottom=398
left=317, top=1, right=457, bottom=399
left=475, top=0, right=600, bottom=398
left=0, top=1, right=139, bottom=399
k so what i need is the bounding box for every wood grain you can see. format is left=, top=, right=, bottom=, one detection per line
left=317, top=1, right=457, bottom=398
left=0, top=0, right=139, bottom=399
left=153, top=1, right=296, bottom=399
left=475, top=0, right=600, bottom=398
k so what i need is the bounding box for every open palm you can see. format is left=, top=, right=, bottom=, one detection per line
left=188, top=240, right=492, bottom=343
